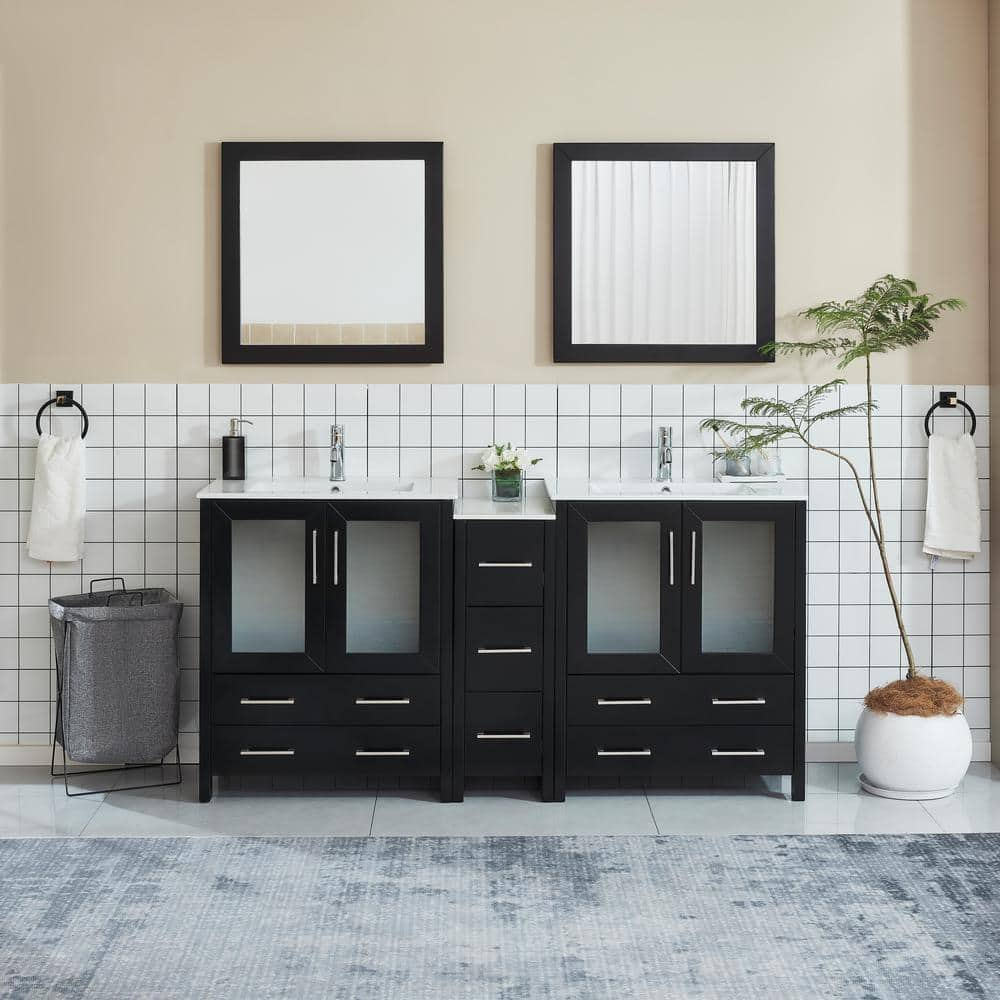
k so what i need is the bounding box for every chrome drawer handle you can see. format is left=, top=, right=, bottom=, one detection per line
left=477, top=647, right=532, bottom=655
left=711, top=748, right=766, bottom=757
left=476, top=732, right=532, bottom=740
left=333, top=529, right=340, bottom=586
left=669, top=530, right=675, bottom=586
left=240, top=698, right=295, bottom=706
left=597, top=748, right=651, bottom=757
left=712, top=698, right=767, bottom=706
left=240, top=748, right=295, bottom=757
left=597, top=698, right=652, bottom=706
left=311, top=529, right=317, bottom=585
left=477, top=561, right=533, bottom=568
left=355, top=749, right=411, bottom=757
left=354, top=697, right=411, bottom=706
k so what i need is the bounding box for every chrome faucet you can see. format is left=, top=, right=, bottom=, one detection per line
left=330, top=424, right=345, bottom=481
left=656, top=426, right=673, bottom=482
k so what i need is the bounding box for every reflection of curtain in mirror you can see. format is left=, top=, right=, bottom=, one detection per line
left=571, top=160, right=756, bottom=345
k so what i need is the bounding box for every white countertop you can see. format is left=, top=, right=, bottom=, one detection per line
left=197, top=476, right=807, bottom=509
left=196, top=477, right=460, bottom=501
left=544, top=478, right=809, bottom=502
left=453, top=496, right=556, bottom=520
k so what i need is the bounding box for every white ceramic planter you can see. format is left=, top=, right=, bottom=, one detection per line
left=855, top=707, right=972, bottom=799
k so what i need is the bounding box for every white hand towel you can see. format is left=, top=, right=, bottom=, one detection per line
left=923, top=432, right=980, bottom=561
left=27, top=432, right=86, bottom=562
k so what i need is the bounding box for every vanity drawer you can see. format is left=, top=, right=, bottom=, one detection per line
left=567, top=726, right=793, bottom=776
left=466, top=521, right=544, bottom=605
left=213, top=675, right=440, bottom=726
left=466, top=607, right=543, bottom=690
left=466, top=692, right=542, bottom=776
left=214, top=726, right=440, bottom=776
left=567, top=675, right=792, bottom=726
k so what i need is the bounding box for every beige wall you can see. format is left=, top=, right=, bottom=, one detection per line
left=0, top=0, right=988, bottom=384
left=990, top=0, right=1000, bottom=764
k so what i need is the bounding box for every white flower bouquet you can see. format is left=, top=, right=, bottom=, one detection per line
left=472, top=443, right=542, bottom=501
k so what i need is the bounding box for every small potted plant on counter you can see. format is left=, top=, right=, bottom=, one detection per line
left=706, top=275, right=970, bottom=799
left=473, top=444, right=542, bottom=502
left=701, top=422, right=783, bottom=478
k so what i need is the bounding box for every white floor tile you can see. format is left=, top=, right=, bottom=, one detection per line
left=370, top=790, right=658, bottom=837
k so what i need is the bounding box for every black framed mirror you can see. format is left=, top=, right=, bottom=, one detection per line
left=553, top=142, right=774, bottom=364
left=222, top=141, right=443, bottom=364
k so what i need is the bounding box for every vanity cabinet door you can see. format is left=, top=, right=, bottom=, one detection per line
left=210, top=501, right=326, bottom=673
left=565, top=501, right=682, bottom=675
left=325, top=501, right=441, bottom=673
left=681, top=502, right=797, bottom=673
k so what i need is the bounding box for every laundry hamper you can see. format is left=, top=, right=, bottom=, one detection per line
left=48, top=577, right=184, bottom=796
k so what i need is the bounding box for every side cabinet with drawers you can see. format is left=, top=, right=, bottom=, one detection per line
left=453, top=517, right=557, bottom=800
left=554, top=499, right=806, bottom=800
left=199, top=499, right=454, bottom=802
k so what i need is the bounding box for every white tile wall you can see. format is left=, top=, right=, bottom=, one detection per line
left=0, top=384, right=990, bottom=756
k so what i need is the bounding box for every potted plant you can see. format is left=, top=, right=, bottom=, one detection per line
left=473, top=443, right=542, bottom=502
left=702, top=422, right=781, bottom=478
left=706, top=275, right=971, bottom=798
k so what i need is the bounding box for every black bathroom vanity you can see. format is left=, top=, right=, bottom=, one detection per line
left=198, top=478, right=806, bottom=802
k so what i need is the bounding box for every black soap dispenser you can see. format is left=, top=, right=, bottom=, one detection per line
left=222, top=418, right=253, bottom=480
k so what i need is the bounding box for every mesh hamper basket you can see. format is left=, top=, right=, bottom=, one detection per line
left=48, top=577, right=183, bottom=794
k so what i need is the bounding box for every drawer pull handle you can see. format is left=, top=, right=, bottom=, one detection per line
left=477, top=646, right=533, bottom=655
left=597, top=698, right=652, bottom=706
left=354, top=697, right=411, bottom=706
left=355, top=749, right=411, bottom=757
left=711, top=748, right=766, bottom=757
left=712, top=697, right=767, bottom=706
left=240, top=748, right=295, bottom=757
left=240, top=698, right=295, bottom=706
left=476, top=732, right=532, bottom=740
left=312, top=529, right=317, bottom=585
left=477, top=561, right=533, bottom=568
left=690, top=530, right=697, bottom=585
left=597, top=748, right=652, bottom=757
left=333, top=529, right=340, bottom=586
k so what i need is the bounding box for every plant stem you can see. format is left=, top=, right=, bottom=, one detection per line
left=862, top=356, right=918, bottom=679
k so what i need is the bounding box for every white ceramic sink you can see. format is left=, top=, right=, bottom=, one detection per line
left=586, top=480, right=742, bottom=497
left=247, top=477, right=415, bottom=496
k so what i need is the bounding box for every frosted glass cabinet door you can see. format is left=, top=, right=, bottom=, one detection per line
left=211, top=502, right=325, bottom=672
left=566, top=502, right=681, bottom=674
left=326, top=501, right=441, bottom=672
left=682, top=502, right=796, bottom=673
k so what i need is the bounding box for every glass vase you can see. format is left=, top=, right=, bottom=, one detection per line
left=491, top=470, right=523, bottom=502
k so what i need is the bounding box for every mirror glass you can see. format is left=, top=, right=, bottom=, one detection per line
left=239, top=159, right=426, bottom=347
left=571, top=160, right=756, bottom=347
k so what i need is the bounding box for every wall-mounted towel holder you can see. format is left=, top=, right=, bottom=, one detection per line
left=923, top=391, right=976, bottom=438
left=35, top=390, right=89, bottom=439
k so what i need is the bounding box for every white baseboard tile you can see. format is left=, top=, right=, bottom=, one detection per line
left=806, top=741, right=993, bottom=763
left=1, top=739, right=992, bottom=768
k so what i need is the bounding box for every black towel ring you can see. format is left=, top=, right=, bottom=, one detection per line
left=35, top=390, right=89, bottom=439
left=924, top=390, right=976, bottom=438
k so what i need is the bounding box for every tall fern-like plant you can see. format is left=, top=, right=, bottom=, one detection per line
left=702, top=276, right=964, bottom=680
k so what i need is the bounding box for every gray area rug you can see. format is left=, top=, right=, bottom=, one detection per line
left=1, top=835, right=998, bottom=999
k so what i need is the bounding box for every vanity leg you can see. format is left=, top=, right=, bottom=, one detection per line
left=791, top=765, right=805, bottom=802
left=199, top=765, right=213, bottom=803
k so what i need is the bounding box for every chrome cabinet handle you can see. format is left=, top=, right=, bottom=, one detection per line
left=712, top=698, right=767, bottom=706
left=690, top=530, right=696, bottom=585
left=354, top=697, right=411, bottom=705
left=476, top=647, right=532, bottom=655
left=597, top=698, right=652, bottom=706
left=477, top=561, right=533, bottom=568
left=333, top=529, right=339, bottom=586
left=355, top=749, right=411, bottom=757
left=240, top=748, right=295, bottom=757
left=476, top=732, right=532, bottom=740
left=669, top=530, right=675, bottom=586
left=711, top=748, right=766, bottom=757
left=597, top=748, right=652, bottom=757
left=240, top=697, right=295, bottom=706
left=312, top=529, right=317, bottom=585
